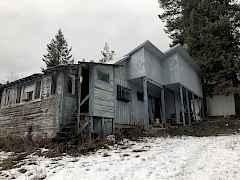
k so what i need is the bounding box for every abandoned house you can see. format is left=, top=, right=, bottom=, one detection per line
left=0, top=40, right=204, bottom=138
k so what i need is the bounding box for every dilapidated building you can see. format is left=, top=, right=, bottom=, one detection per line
left=115, top=41, right=203, bottom=128
left=0, top=63, right=117, bottom=139
left=0, top=41, right=204, bottom=139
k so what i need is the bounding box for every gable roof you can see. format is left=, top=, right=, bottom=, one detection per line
left=2, top=73, right=43, bottom=89
left=116, top=40, right=165, bottom=64
left=164, top=45, right=201, bottom=73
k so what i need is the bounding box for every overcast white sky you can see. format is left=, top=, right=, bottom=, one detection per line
left=0, top=0, right=171, bottom=83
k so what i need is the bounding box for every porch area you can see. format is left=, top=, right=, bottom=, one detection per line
left=129, top=77, right=203, bottom=128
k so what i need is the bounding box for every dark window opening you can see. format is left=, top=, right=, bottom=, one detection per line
left=16, top=87, right=22, bottom=103
left=137, top=91, right=144, bottom=101
left=35, top=81, right=41, bottom=99
left=117, top=85, right=131, bottom=102
left=0, top=89, right=3, bottom=107
left=97, top=70, right=110, bottom=83
left=26, top=91, right=33, bottom=101
left=51, top=75, right=57, bottom=95
left=7, top=91, right=10, bottom=105
left=80, top=67, right=90, bottom=113
left=67, top=76, right=73, bottom=94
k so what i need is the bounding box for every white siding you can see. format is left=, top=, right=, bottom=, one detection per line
left=164, top=54, right=202, bottom=97
left=114, top=63, right=131, bottom=125
left=144, top=49, right=166, bottom=84
left=93, top=65, right=115, bottom=118
left=208, top=95, right=236, bottom=116
left=128, top=48, right=146, bottom=79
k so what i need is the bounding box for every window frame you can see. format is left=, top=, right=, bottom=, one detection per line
left=117, top=85, right=131, bottom=102
left=97, top=70, right=110, bottom=83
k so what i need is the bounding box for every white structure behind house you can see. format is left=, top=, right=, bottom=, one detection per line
left=208, top=95, right=236, bottom=116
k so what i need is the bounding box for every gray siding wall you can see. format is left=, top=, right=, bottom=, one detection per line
left=144, top=48, right=167, bottom=84
left=130, top=83, right=144, bottom=126
left=115, top=63, right=132, bottom=125
left=177, top=54, right=202, bottom=97
left=128, top=48, right=146, bottom=80
left=163, top=54, right=180, bottom=84
left=115, top=63, right=145, bottom=126
left=164, top=54, right=202, bottom=97
left=93, top=65, right=114, bottom=118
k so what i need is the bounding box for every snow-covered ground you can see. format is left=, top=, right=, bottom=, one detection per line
left=1, top=135, right=240, bottom=180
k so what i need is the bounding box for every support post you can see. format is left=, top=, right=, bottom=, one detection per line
left=143, top=78, right=149, bottom=128
left=77, top=62, right=82, bottom=134
left=198, top=97, right=203, bottom=121
left=161, top=87, right=166, bottom=125
left=201, top=98, right=205, bottom=120
left=186, top=90, right=191, bottom=126
left=175, top=91, right=180, bottom=124
left=191, top=93, right=196, bottom=122
left=88, top=64, right=95, bottom=140
left=180, top=86, right=186, bottom=126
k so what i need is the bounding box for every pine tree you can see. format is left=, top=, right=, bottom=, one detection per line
left=99, top=42, right=115, bottom=63
left=158, top=0, right=240, bottom=94
left=42, top=29, right=74, bottom=69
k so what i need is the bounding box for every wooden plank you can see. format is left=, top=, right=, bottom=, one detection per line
left=191, top=93, right=196, bottom=122
left=161, top=87, right=166, bottom=124
left=175, top=91, right=180, bottom=124
left=180, top=86, right=186, bottom=126
left=80, top=94, right=89, bottom=107
left=94, top=87, right=113, bottom=97
left=94, top=101, right=114, bottom=108
left=94, top=110, right=114, bottom=118
left=186, top=90, right=191, bottom=126
left=143, top=78, right=149, bottom=128
left=77, top=63, right=82, bottom=134
left=89, top=65, right=95, bottom=117
left=95, top=83, right=114, bottom=92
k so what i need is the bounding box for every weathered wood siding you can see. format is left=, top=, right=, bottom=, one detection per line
left=93, top=65, right=114, bottom=118
left=0, top=96, right=58, bottom=138
left=115, top=63, right=145, bottom=126
left=164, top=54, right=202, bottom=97
left=128, top=48, right=146, bottom=80
left=144, top=48, right=167, bottom=84
left=114, top=63, right=132, bottom=125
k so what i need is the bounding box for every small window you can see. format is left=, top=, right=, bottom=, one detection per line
left=97, top=71, right=110, bottom=83
left=137, top=91, right=144, bottom=101
left=16, top=87, right=22, bottom=104
left=66, top=76, right=75, bottom=95
left=26, top=91, right=33, bottom=101
left=117, top=85, right=131, bottom=102
left=51, top=76, right=57, bottom=95
left=67, top=77, right=73, bottom=94
left=35, top=81, right=41, bottom=99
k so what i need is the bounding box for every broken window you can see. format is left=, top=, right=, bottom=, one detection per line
left=97, top=70, right=110, bottom=83
left=0, top=89, right=2, bottom=107
left=26, top=91, right=33, bottom=101
left=67, top=76, right=73, bottom=94
left=16, top=87, right=22, bottom=104
left=66, top=76, right=75, bottom=95
left=117, top=85, right=131, bottom=102
left=137, top=91, right=144, bottom=101
left=34, top=81, right=41, bottom=99
left=6, top=90, right=10, bottom=105
left=51, top=75, right=57, bottom=95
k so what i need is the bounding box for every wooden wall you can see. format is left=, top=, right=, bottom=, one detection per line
left=0, top=96, right=58, bottom=138
left=92, top=65, right=115, bottom=118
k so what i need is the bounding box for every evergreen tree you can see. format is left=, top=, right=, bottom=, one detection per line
left=159, top=0, right=240, bottom=94
left=42, top=29, right=74, bottom=69
left=99, top=42, right=115, bottom=63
